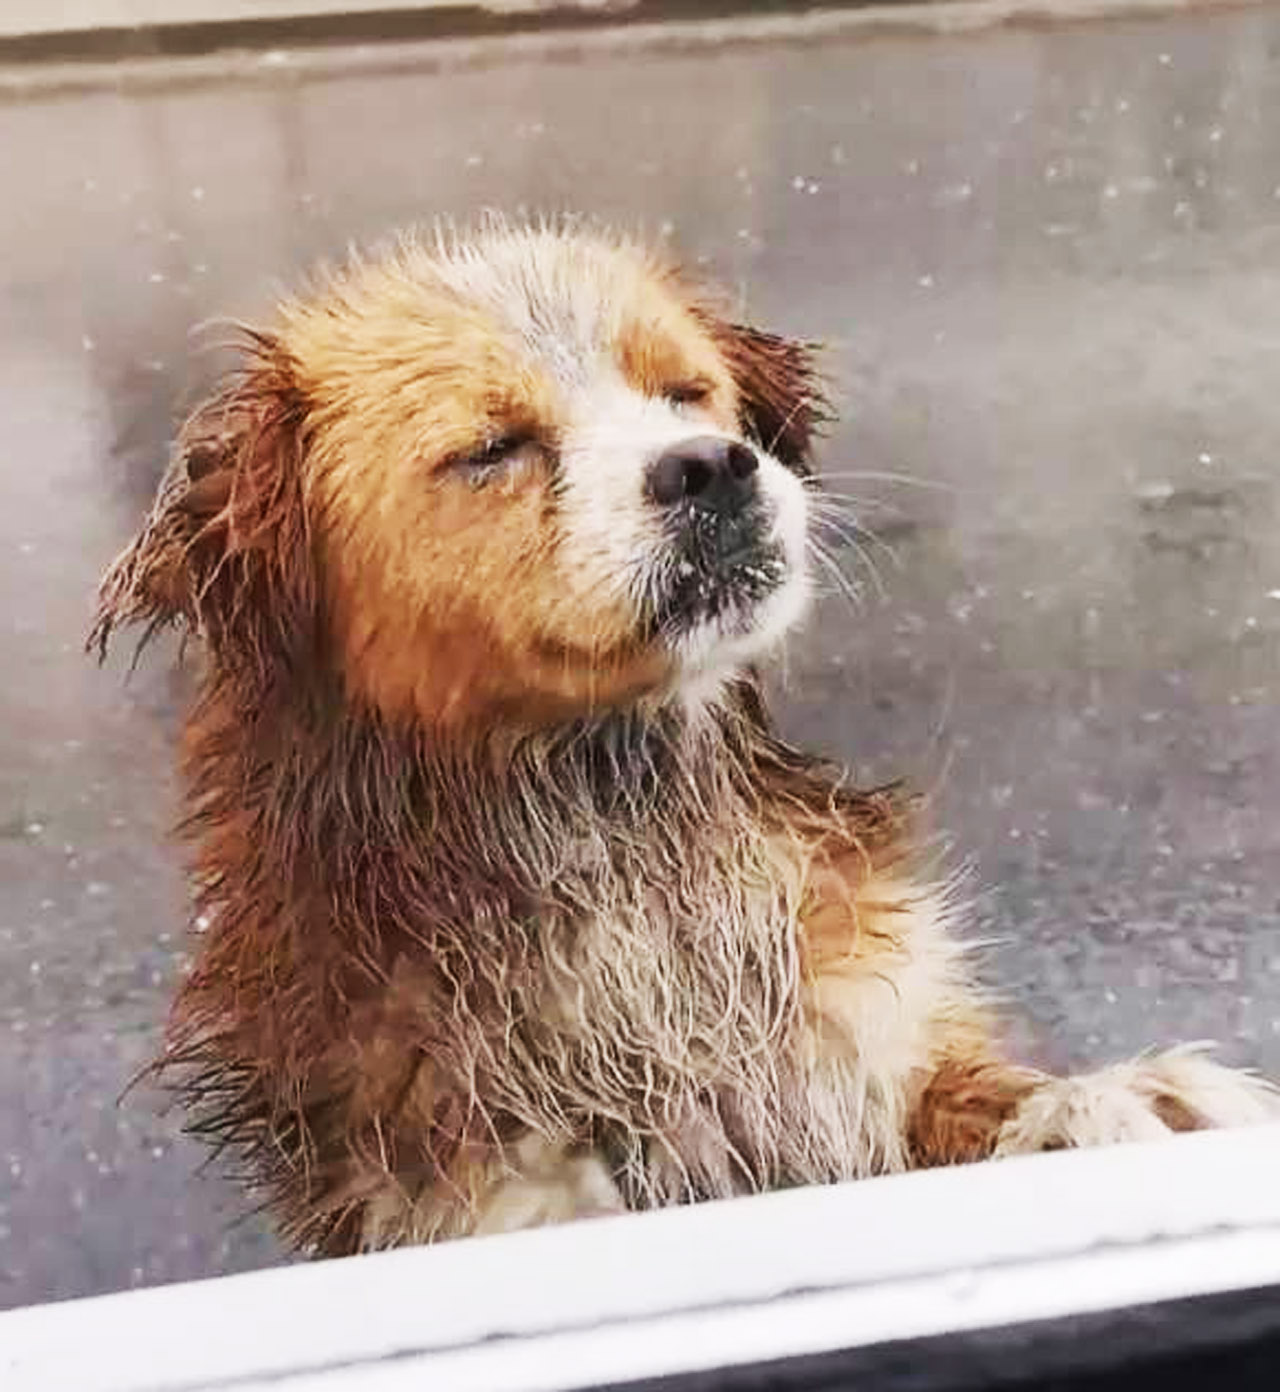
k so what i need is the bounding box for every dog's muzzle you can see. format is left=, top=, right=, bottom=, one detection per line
left=645, top=435, right=790, bottom=637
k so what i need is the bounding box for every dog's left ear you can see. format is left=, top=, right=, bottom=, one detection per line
left=90, top=332, right=316, bottom=683
left=693, top=311, right=827, bottom=475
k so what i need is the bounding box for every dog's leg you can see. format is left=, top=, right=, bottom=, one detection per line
left=907, top=1051, right=1044, bottom=1165
left=908, top=1041, right=1279, bottom=1164
left=992, top=1048, right=1280, bottom=1155
left=798, top=858, right=1279, bottom=1163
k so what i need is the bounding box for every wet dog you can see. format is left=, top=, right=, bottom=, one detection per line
left=94, top=222, right=1278, bottom=1253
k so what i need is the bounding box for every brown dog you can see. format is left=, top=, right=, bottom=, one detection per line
left=94, top=222, right=1278, bottom=1255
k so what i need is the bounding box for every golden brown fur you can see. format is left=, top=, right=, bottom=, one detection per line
left=93, top=222, right=1278, bottom=1255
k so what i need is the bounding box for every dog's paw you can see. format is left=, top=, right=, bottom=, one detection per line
left=993, top=1048, right=1280, bottom=1155
left=473, top=1135, right=626, bottom=1235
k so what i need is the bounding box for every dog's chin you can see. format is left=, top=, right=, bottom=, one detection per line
left=658, top=555, right=810, bottom=704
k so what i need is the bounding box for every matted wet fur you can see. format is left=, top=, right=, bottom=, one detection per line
left=93, top=222, right=1278, bottom=1254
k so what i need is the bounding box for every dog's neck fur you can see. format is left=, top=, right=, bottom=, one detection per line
left=168, top=662, right=913, bottom=1245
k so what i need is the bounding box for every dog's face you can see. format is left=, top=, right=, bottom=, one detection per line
left=97, top=227, right=824, bottom=733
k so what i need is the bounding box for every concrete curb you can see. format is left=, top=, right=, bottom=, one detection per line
left=0, top=2, right=894, bottom=65
left=1, top=0, right=1263, bottom=68
left=0, top=0, right=1268, bottom=84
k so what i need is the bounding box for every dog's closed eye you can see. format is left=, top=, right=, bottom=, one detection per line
left=447, top=430, right=548, bottom=484
left=662, top=379, right=715, bottom=413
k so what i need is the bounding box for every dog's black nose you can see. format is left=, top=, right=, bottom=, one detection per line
left=646, top=436, right=759, bottom=511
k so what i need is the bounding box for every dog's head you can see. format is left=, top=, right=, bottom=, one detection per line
left=95, top=226, right=824, bottom=733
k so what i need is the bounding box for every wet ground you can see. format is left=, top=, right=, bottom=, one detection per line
left=3, top=3, right=1280, bottom=1312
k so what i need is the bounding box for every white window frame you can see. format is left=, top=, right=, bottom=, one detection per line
left=3, top=1124, right=1280, bottom=1391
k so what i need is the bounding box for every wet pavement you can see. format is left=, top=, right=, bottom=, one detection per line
left=3, top=3, right=1280, bottom=1312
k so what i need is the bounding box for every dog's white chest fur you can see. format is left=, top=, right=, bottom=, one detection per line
left=492, top=835, right=956, bottom=1204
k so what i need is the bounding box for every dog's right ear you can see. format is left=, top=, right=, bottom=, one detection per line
left=90, top=332, right=315, bottom=680
left=691, top=309, right=829, bottom=476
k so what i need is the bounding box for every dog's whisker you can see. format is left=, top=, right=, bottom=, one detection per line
left=806, top=489, right=911, bottom=520
left=810, top=517, right=896, bottom=586
left=763, top=394, right=811, bottom=460
left=818, top=469, right=953, bottom=493
left=807, top=537, right=866, bottom=608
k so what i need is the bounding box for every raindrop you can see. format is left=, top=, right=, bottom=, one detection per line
left=936, top=181, right=972, bottom=205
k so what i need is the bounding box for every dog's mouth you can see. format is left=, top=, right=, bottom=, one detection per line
left=647, top=503, right=794, bottom=642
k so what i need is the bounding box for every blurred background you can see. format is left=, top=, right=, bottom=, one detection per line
left=2, top=0, right=1280, bottom=1312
